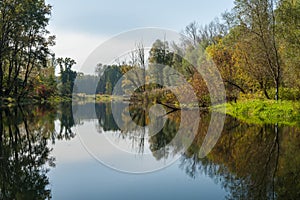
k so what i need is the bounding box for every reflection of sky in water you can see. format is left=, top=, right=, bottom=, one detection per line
left=49, top=120, right=227, bottom=200
left=4, top=103, right=294, bottom=199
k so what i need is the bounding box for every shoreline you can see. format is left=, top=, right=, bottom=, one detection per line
left=212, top=99, right=300, bottom=126
left=2, top=95, right=300, bottom=126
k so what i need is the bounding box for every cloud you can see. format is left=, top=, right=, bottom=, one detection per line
left=46, top=0, right=235, bottom=74
left=48, top=28, right=108, bottom=73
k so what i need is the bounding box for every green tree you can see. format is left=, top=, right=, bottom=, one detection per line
left=0, top=0, right=55, bottom=99
left=56, top=57, right=77, bottom=97
left=148, top=39, right=174, bottom=88
left=73, top=74, right=98, bottom=95
left=231, top=0, right=282, bottom=100
left=95, top=65, right=123, bottom=95
left=276, top=0, right=300, bottom=89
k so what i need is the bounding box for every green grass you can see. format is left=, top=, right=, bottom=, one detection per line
left=48, top=96, right=72, bottom=103
left=95, top=94, right=126, bottom=102
left=212, top=99, right=300, bottom=126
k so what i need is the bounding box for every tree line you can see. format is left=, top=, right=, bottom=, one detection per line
left=94, top=0, right=300, bottom=105
left=1, top=0, right=300, bottom=104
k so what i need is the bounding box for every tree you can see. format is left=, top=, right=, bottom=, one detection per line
left=0, top=0, right=55, bottom=99
left=56, top=57, right=77, bottom=97
left=96, top=65, right=123, bottom=95
left=232, top=0, right=282, bottom=100
left=35, top=65, right=57, bottom=99
left=276, top=0, right=300, bottom=89
left=73, top=74, right=98, bottom=95
left=148, top=39, right=174, bottom=88
left=213, top=25, right=275, bottom=99
left=206, top=38, right=247, bottom=100
left=181, top=19, right=228, bottom=49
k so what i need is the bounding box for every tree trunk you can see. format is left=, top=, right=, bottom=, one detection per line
left=0, top=63, right=3, bottom=97
left=275, top=79, right=279, bottom=101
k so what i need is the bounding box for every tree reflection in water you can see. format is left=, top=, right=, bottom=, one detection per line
left=181, top=116, right=300, bottom=200
left=2, top=101, right=298, bottom=199
left=0, top=103, right=76, bottom=199
left=95, top=102, right=300, bottom=200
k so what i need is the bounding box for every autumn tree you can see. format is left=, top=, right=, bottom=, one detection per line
left=206, top=38, right=247, bottom=100
left=231, top=0, right=282, bottom=100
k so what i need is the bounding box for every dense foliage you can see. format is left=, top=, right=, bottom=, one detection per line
left=0, top=0, right=55, bottom=100
left=0, top=0, right=78, bottom=103
left=206, top=0, right=300, bottom=101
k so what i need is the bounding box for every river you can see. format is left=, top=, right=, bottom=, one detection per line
left=0, top=102, right=299, bottom=199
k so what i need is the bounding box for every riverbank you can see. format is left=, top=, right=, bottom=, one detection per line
left=212, top=99, right=300, bottom=126
left=3, top=94, right=300, bottom=127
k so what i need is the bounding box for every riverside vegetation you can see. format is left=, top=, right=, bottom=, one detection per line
left=1, top=0, right=300, bottom=124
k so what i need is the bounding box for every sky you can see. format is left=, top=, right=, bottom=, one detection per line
left=46, top=0, right=235, bottom=72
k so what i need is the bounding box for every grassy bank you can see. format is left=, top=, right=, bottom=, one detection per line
left=212, top=99, right=300, bottom=126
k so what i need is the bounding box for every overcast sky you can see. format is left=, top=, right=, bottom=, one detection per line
left=46, top=0, right=235, bottom=72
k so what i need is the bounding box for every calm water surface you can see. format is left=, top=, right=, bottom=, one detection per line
left=0, top=102, right=299, bottom=199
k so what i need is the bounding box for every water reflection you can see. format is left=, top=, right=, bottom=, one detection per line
left=91, top=102, right=300, bottom=200
left=1, top=102, right=300, bottom=199
left=0, top=103, right=76, bottom=199
left=95, top=103, right=122, bottom=132
left=55, top=102, right=76, bottom=141
left=181, top=118, right=300, bottom=200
